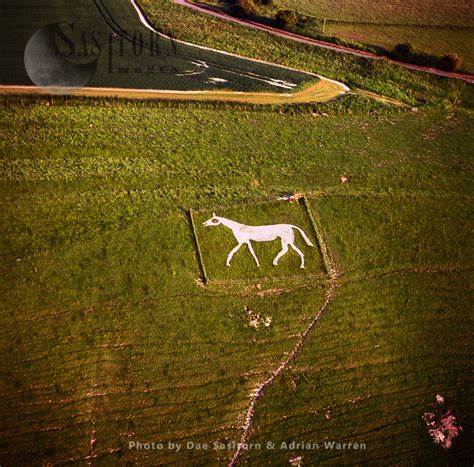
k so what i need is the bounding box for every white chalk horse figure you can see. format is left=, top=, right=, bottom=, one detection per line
left=203, top=213, right=314, bottom=269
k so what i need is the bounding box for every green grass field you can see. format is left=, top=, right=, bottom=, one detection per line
left=1, top=0, right=473, bottom=464
left=0, top=93, right=473, bottom=463
left=275, top=0, right=473, bottom=26
left=272, top=0, right=474, bottom=72
left=198, top=0, right=473, bottom=72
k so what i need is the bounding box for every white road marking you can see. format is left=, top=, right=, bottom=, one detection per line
left=208, top=77, right=229, bottom=83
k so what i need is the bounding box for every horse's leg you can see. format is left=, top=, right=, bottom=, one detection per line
left=273, top=239, right=289, bottom=266
left=289, top=242, right=305, bottom=269
left=226, top=242, right=243, bottom=266
left=246, top=241, right=260, bottom=267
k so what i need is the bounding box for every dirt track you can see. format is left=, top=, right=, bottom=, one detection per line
left=0, top=78, right=347, bottom=104
left=174, top=0, right=474, bottom=84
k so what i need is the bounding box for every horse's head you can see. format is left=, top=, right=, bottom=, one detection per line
left=203, top=213, right=222, bottom=227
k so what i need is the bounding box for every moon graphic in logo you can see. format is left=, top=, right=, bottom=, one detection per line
left=24, top=23, right=98, bottom=94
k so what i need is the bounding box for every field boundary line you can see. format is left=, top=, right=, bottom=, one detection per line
left=343, top=264, right=474, bottom=286
left=302, top=195, right=335, bottom=277
left=189, top=209, right=209, bottom=284
left=0, top=189, right=470, bottom=205
left=0, top=81, right=345, bottom=105
left=208, top=272, right=326, bottom=286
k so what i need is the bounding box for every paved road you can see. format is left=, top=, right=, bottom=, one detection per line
left=174, top=0, right=474, bottom=84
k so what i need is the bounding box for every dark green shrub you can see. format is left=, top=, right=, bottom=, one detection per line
left=393, top=42, right=414, bottom=62
left=275, top=9, right=298, bottom=29
left=413, top=52, right=437, bottom=68
left=436, top=53, right=463, bottom=72
left=235, top=0, right=259, bottom=16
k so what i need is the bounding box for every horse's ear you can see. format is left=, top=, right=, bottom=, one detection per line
left=213, top=212, right=216, bottom=217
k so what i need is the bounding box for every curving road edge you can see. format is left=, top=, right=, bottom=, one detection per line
left=172, top=0, right=474, bottom=84
left=0, top=1, right=350, bottom=105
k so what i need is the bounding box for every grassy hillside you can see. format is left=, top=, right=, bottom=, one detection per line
left=193, top=0, right=473, bottom=72
left=275, top=0, right=473, bottom=26
left=0, top=95, right=472, bottom=464
left=276, top=0, right=474, bottom=72
left=243, top=271, right=473, bottom=465
left=139, top=0, right=473, bottom=107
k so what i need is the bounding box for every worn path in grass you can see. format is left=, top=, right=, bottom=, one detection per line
left=230, top=277, right=339, bottom=466
left=0, top=78, right=347, bottom=104
left=173, top=0, right=474, bottom=84
left=223, top=197, right=340, bottom=465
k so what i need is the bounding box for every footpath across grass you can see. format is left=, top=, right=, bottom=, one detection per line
left=241, top=270, right=474, bottom=465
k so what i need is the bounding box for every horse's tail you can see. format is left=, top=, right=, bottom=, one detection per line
left=292, top=226, right=314, bottom=246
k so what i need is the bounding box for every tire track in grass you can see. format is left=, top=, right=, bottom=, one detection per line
left=0, top=80, right=346, bottom=104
